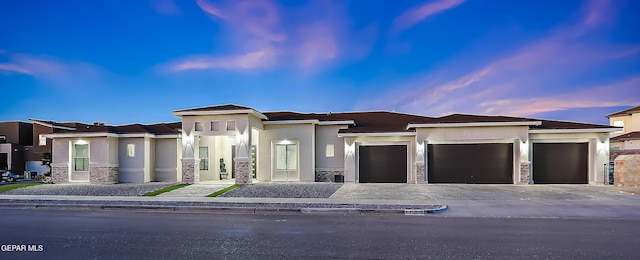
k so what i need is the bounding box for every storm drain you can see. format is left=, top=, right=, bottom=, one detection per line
left=404, top=209, right=426, bottom=216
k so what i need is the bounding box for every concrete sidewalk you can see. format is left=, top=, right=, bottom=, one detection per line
left=156, top=184, right=230, bottom=197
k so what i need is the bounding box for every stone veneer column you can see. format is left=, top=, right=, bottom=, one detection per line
left=415, top=163, right=426, bottom=184
left=519, top=162, right=531, bottom=184
left=51, top=166, right=69, bottom=183
left=89, top=165, right=119, bottom=183
left=234, top=158, right=252, bottom=184
left=181, top=159, right=196, bottom=184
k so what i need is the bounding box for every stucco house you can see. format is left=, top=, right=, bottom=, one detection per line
left=43, top=104, right=619, bottom=185
left=607, top=106, right=640, bottom=153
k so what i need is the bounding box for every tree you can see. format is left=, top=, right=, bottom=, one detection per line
left=41, top=152, right=52, bottom=176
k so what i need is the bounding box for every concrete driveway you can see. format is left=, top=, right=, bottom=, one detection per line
left=331, top=184, right=640, bottom=218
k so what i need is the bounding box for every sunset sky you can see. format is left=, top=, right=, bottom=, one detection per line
left=1, top=0, right=639, bottom=125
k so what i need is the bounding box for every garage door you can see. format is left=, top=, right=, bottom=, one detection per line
left=533, top=143, right=588, bottom=184
left=359, top=145, right=407, bottom=183
left=428, top=143, right=513, bottom=184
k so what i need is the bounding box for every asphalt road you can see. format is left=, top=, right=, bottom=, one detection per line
left=1, top=209, right=638, bottom=259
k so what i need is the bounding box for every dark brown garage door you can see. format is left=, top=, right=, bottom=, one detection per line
left=428, top=143, right=513, bottom=184
left=359, top=145, right=407, bottom=183
left=533, top=143, right=588, bottom=184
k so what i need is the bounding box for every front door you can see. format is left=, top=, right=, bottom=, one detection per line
left=232, top=145, right=256, bottom=178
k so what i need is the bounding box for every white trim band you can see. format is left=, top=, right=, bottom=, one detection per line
left=529, top=128, right=622, bottom=133
left=338, top=132, right=416, bottom=137
left=407, top=121, right=542, bottom=129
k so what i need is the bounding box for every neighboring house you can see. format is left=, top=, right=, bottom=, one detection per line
left=43, top=104, right=619, bottom=185
left=606, top=106, right=640, bottom=159
left=43, top=122, right=182, bottom=183
left=0, top=120, right=59, bottom=175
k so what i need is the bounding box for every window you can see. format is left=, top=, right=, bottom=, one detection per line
left=326, top=144, right=335, bottom=157
left=74, top=144, right=89, bottom=171
left=194, top=122, right=204, bottom=131
left=275, top=143, right=297, bottom=170
left=199, top=147, right=209, bottom=170
left=226, top=120, right=235, bottom=131
left=127, top=144, right=135, bottom=157
left=39, top=134, right=46, bottom=146
left=210, top=121, right=220, bottom=131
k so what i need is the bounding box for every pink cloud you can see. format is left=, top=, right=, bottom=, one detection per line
left=296, top=22, right=339, bottom=68
left=359, top=0, right=638, bottom=119
left=392, top=0, right=465, bottom=34
left=197, top=0, right=284, bottom=42
left=478, top=76, right=640, bottom=117
left=163, top=0, right=373, bottom=73
left=0, top=52, right=106, bottom=86
left=150, top=0, right=182, bottom=16
left=0, top=63, right=32, bottom=75
left=581, top=0, right=617, bottom=28
left=167, top=48, right=277, bottom=71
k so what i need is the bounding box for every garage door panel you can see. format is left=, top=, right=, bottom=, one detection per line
left=533, top=143, right=588, bottom=184
left=359, top=145, right=407, bottom=183
left=428, top=143, right=513, bottom=184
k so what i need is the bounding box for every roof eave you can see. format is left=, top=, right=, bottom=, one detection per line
left=263, top=120, right=320, bottom=125
left=29, top=118, right=76, bottom=131
left=337, top=132, right=416, bottom=137
left=529, top=128, right=622, bottom=134
left=406, top=121, right=542, bottom=129
left=172, top=109, right=268, bottom=120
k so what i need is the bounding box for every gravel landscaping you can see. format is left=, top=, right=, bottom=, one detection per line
left=1, top=183, right=178, bottom=196
left=220, top=183, right=342, bottom=198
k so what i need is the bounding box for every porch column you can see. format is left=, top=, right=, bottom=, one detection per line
left=518, top=138, right=531, bottom=184
left=343, top=137, right=356, bottom=183
left=415, top=140, right=426, bottom=184
left=181, top=130, right=197, bottom=184
left=234, top=123, right=252, bottom=184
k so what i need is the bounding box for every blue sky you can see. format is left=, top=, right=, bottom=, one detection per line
left=1, top=0, right=639, bottom=125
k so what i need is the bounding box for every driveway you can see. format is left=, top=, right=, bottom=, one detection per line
left=331, top=184, right=640, bottom=218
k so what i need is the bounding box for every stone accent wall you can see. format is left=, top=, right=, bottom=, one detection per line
left=415, top=163, right=426, bottom=184
left=89, top=165, right=119, bottom=183
left=181, top=159, right=195, bottom=184
left=234, top=158, right=252, bottom=184
left=51, top=166, right=68, bottom=183
left=611, top=149, right=640, bottom=161
left=315, top=169, right=344, bottom=182
left=520, top=162, right=531, bottom=184
left=614, top=155, right=640, bottom=188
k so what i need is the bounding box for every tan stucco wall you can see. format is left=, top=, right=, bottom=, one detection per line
left=118, top=138, right=145, bottom=183
left=259, top=123, right=315, bottom=182
left=610, top=115, right=636, bottom=137
left=623, top=140, right=640, bottom=150
left=155, top=138, right=179, bottom=182
left=315, top=125, right=345, bottom=169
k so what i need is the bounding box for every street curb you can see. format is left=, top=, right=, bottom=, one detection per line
left=0, top=202, right=448, bottom=215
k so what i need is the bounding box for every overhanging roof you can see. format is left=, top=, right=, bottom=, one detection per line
left=172, top=104, right=268, bottom=119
